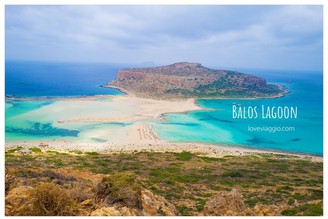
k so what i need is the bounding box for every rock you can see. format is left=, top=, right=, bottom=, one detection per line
left=90, top=206, right=141, bottom=216
left=39, top=142, right=48, bottom=147
left=91, top=189, right=177, bottom=216
left=5, top=186, right=34, bottom=215
left=81, top=199, right=93, bottom=207
left=203, top=189, right=250, bottom=216
left=253, top=204, right=279, bottom=216
left=141, top=189, right=178, bottom=216
left=18, top=149, right=33, bottom=155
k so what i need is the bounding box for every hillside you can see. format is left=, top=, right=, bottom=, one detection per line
left=5, top=147, right=323, bottom=216
left=104, top=62, right=287, bottom=99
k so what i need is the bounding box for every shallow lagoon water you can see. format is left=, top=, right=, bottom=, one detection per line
left=5, top=98, right=133, bottom=143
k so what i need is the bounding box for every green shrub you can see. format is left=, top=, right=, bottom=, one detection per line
left=177, top=205, right=193, bottom=216
left=300, top=203, right=323, bottom=216
left=196, top=199, right=206, bottom=211
left=287, top=198, right=295, bottom=205
left=281, top=203, right=323, bottom=216
left=6, top=146, right=23, bottom=153
left=94, top=172, right=142, bottom=209
left=221, top=171, right=243, bottom=178
left=71, top=150, right=83, bottom=154
left=292, top=192, right=308, bottom=201
left=200, top=156, right=224, bottom=162
left=176, top=151, right=194, bottom=161
left=94, top=167, right=111, bottom=174
left=29, top=147, right=42, bottom=153
left=85, top=151, right=99, bottom=156
left=210, top=185, right=222, bottom=191
left=17, top=182, right=79, bottom=216
left=308, top=189, right=323, bottom=200
left=218, top=179, right=235, bottom=186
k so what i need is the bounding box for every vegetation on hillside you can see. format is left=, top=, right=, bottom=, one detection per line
left=5, top=148, right=323, bottom=216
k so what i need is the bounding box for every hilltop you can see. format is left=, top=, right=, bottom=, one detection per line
left=104, top=62, right=287, bottom=99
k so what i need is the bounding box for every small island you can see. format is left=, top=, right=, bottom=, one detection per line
left=104, top=62, right=288, bottom=99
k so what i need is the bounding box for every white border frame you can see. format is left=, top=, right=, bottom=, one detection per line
left=0, top=1, right=326, bottom=218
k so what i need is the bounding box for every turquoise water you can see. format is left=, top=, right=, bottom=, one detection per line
left=5, top=98, right=132, bottom=142
left=5, top=62, right=323, bottom=155
left=152, top=73, right=323, bottom=156
left=6, top=100, right=78, bottom=141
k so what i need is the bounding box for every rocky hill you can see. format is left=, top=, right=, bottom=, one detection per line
left=104, top=62, right=287, bottom=99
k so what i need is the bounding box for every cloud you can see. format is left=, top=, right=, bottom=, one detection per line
left=5, top=5, right=323, bottom=70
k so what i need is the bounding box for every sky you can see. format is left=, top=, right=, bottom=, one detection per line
left=5, top=5, right=323, bottom=71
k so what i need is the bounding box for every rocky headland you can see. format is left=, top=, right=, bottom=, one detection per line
left=105, top=62, right=287, bottom=99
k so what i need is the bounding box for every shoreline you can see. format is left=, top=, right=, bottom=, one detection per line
left=104, top=83, right=289, bottom=100
left=5, top=94, right=287, bottom=102
left=6, top=84, right=289, bottom=102
left=5, top=140, right=322, bottom=162
left=5, top=94, right=120, bottom=101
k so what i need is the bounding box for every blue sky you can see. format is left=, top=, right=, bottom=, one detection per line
left=5, top=5, right=323, bottom=71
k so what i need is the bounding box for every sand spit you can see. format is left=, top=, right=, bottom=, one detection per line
left=56, top=95, right=202, bottom=123
left=8, top=95, right=202, bottom=124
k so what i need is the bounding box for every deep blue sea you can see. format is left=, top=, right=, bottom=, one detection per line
left=5, top=61, right=323, bottom=155
left=5, top=61, right=124, bottom=97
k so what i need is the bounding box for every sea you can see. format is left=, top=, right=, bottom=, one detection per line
left=5, top=61, right=323, bottom=156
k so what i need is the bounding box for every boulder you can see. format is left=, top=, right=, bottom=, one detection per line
left=203, top=189, right=250, bottom=216
left=141, top=189, right=178, bottom=216
left=253, top=204, right=279, bottom=216
left=91, top=189, right=177, bottom=216
left=81, top=199, right=93, bottom=207
left=90, top=206, right=141, bottom=216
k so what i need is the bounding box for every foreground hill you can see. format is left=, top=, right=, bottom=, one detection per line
left=105, top=62, right=287, bottom=99
left=5, top=147, right=322, bottom=216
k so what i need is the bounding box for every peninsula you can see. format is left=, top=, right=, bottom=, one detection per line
left=104, top=62, right=287, bottom=99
